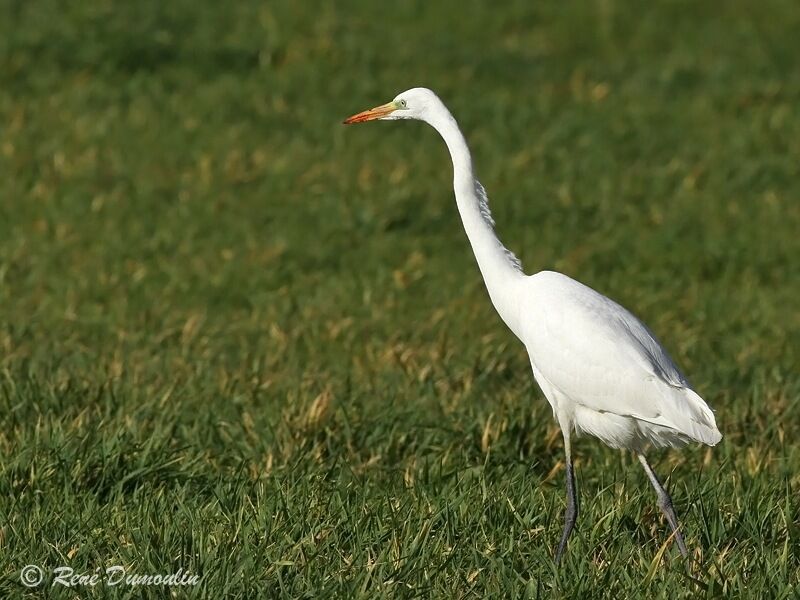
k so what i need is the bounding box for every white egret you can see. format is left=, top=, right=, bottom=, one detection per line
left=343, top=88, right=721, bottom=563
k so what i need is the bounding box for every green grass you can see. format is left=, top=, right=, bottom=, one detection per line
left=1, top=0, right=799, bottom=597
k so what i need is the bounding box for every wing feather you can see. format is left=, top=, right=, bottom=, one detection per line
left=523, top=271, right=720, bottom=445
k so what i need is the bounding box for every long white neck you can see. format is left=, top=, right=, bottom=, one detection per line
left=425, top=105, right=525, bottom=336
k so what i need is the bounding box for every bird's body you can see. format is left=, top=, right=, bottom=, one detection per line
left=344, top=87, right=721, bottom=563
left=518, top=269, right=720, bottom=451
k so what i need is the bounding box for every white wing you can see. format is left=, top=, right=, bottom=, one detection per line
left=522, top=271, right=721, bottom=446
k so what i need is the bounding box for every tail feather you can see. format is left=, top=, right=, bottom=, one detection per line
left=661, top=387, right=722, bottom=446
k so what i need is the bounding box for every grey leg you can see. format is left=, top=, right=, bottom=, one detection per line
left=555, top=431, right=578, bottom=565
left=637, top=454, right=689, bottom=558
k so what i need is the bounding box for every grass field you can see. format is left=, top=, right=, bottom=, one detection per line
left=1, top=0, right=799, bottom=597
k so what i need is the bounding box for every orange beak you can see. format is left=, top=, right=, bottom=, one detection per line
left=343, top=101, right=397, bottom=124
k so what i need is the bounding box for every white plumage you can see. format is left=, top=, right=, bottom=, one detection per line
left=344, top=87, right=721, bottom=563
left=521, top=270, right=720, bottom=450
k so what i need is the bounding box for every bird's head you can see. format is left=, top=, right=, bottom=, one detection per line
left=343, top=87, right=442, bottom=124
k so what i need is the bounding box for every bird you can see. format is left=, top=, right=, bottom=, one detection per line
left=343, top=87, right=721, bottom=564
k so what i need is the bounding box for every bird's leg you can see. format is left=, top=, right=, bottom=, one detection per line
left=637, top=454, right=689, bottom=558
left=555, top=431, right=578, bottom=565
